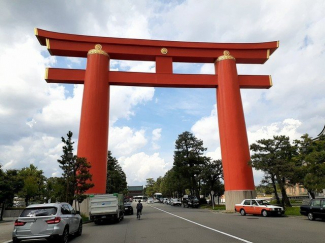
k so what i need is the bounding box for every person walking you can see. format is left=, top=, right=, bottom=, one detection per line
left=136, top=200, right=143, bottom=219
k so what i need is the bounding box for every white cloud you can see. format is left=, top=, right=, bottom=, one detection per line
left=247, top=119, right=302, bottom=144
left=151, top=128, right=162, bottom=150
left=109, top=127, right=147, bottom=157
left=118, top=152, right=167, bottom=186
left=152, top=128, right=162, bottom=141
left=0, top=133, right=64, bottom=178
left=191, top=106, right=219, bottom=152
left=109, top=86, right=155, bottom=125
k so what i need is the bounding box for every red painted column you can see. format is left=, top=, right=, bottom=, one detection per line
left=77, top=44, right=109, bottom=194
left=215, top=51, right=256, bottom=210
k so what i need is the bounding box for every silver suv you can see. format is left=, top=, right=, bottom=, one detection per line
left=12, top=202, right=82, bottom=243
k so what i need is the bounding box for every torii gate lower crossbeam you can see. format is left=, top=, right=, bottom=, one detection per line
left=35, top=28, right=278, bottom=210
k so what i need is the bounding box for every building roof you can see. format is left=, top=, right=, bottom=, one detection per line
left=317, top=125, right=325, bottom=137
left=313, top=125, right=325, bottom=140
left=128, top=186, right=143, bottom=191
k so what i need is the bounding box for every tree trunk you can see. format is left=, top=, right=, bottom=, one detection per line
left=276, top=175, right=291, bottom=207
left=270, top=174, right=281, bottom=204
left=308, top=190, right=315, bottom=199
left=0, top=203, right=4, bottom=221
left=25, top=197, right=29, bottom=207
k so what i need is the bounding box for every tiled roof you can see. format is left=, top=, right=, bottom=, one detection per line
left=128, top=186, right=143, bottom=191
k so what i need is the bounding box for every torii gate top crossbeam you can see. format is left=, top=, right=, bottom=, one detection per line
left=35, top=28, right=278, bottom=64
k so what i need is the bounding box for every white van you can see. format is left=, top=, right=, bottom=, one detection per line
left=133, top=196, right=148, bottom=202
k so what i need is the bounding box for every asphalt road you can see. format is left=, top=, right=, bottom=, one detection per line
left=1, top=202, right=325, bottom=243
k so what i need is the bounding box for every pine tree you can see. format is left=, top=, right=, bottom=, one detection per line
left=106, top=151, right=127, bottom=194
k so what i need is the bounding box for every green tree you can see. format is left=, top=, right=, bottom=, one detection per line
left=173, top=131, right=207, bottom=198
left=145, top=178, right=155, bottom=197
left=199, top=159, right=224, bottom=204
left=0, top=166, right=24, bottom=220
left=160, top=167, right=188, bottom=197
left=250, top=135, right=295, bottom=207
left=0, top=167, right=23, bottom=213
left=74, top=157, right=94, bottom=206
left=106, top=151, right=127, bottom=194
left=154, top=176, right=163, bottom=194
left=58, top=131, right=94, bottom=205
left=293, top=134, right=325, bottom=198
left=44, top=177, right=66, bottom=203
left=18, top=164, right=46, bottom=206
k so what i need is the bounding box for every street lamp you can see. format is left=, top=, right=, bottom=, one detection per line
left=211, top=174, right=214, bottom=210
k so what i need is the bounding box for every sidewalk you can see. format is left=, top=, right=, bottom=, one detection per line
left=0, top=218, right=15, bottom=243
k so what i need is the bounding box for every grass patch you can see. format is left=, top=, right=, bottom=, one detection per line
left=201, top=204, right=226, bottom=210
left=284, top=206, right=301, bottom=216
left=80, top=213, right=90, bottom=223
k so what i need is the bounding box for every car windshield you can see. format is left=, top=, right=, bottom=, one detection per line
left=20, top=207, right=57, bottom=217
left=256, top=200, right=270, bottom=206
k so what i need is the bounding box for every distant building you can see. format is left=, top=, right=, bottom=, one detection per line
left=127, top=186, right=144, bottom=198
left=286, top=184, right=308, bottom=197
left=313, top=125, right=325, bottom=140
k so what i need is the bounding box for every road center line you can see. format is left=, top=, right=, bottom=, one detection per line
left=151, top=206, right=253, bottom=243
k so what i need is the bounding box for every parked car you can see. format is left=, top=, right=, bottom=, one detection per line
left=182, top=195, right=199, bottom=208
left=235, top=199, right=284, bottom=217
left=124, top=202, right=134, bottom=215
left=147, top=197, right=154, bottom=204
left=170, top=198, right=181, bottom=206
left=163, top=198, right=169, bottom=204
left=12, top=202, right=82, bottom=243
left=300, top=198, right=325, bottom=221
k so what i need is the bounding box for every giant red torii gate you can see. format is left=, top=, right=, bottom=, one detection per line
left=35, top=28, right=278, bottom=210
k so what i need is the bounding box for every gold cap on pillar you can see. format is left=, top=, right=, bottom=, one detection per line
left=217, top=50, right=235, bottom=62
left=88, top=44, right=109, bottom=57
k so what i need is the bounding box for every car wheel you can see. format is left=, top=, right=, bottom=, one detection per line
left=308, top=212, right=314, bottom=221
left=60, top=227, right=69, bottom=243
left=76, top=222, right=82, bottom=236
left=240, top=209, right=246, bottom=216
left=262, top=210, right=268, bottom=217
left=12, top=238, right=20, bottom=243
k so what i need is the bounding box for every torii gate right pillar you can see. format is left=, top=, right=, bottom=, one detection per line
left=215, top=51, right=256, bottom=211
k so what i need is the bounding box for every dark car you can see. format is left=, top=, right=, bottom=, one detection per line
left=182, top=195, right=199, bottom=208
left=300, top=198, right=325, bottom=221
left=124, top=202, right=133, bottom=215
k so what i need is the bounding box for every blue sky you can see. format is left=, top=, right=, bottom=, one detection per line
left=1, top=0, right=325, bottom=188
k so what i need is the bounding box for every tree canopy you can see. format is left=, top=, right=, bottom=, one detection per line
left=57, top=131, right=94, bottom=205
left=250, top=135, right=295, bottom=207
left=106, top=151, right=127, bottom=194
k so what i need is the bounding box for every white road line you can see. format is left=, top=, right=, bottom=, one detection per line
left=151, top=206, right=253, bottom=243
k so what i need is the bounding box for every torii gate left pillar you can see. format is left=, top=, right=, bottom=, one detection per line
left=77, top=45, right=110, bottom=193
